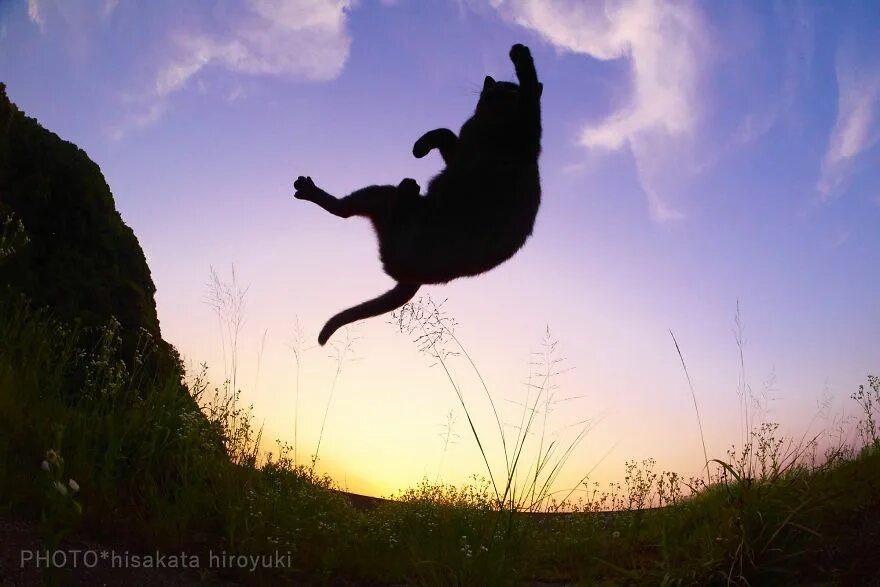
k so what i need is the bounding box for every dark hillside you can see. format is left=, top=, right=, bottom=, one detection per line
left=0, top=83, right=178, bottom=377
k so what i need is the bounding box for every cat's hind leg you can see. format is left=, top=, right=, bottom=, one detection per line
left=397, top=177, right=420, bottom=199
left=343, top=178, right=421, bottom=220
left=412, top=128, right=458, bottom=164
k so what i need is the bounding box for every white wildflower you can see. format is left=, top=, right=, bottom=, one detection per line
left=41, top=460, right=50, bottom=472
left=68, top=479, right=80, bottom=493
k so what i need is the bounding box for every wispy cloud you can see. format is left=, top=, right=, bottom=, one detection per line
left=102, top=0, right=119, bottom=18
left=159, top=0, right=354, bottom=91
left=22, top=0, right=130, bottom=57
left=733, top=0, right=814, bottom=147
left=27, top=0, right=45, bottom=32
left=828, top=228, right=851, bottom=249
left=116, top=0, right=356, bottom=138
left=817, top=54, right=880, bottom=201
left=109, top=102, right=167, bottom=140
left=489, top=0, right=706, bottom=221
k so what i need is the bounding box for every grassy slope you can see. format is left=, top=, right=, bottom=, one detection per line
left=1, top=295, right=878, bottom=586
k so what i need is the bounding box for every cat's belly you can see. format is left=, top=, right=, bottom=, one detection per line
left=379, top=225, right=528, bottom=285
left=377, top=184, right=539, bottom=284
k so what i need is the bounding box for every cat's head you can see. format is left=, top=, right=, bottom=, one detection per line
left=474, top=76, right=541, bottom=124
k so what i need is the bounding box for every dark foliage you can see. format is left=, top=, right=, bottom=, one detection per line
left=0, top=82, right=181, bottom=387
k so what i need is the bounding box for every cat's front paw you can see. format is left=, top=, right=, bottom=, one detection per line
left=293, top=175, right=316, bottom=199
left=509, top=43, right=532, bottom=64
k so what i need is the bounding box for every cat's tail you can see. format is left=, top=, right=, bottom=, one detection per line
left=318, top=282, right=421, bottom=345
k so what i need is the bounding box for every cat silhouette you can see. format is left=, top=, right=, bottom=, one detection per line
left=294, top=43, right=542, bottom=345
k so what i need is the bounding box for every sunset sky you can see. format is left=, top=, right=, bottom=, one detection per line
left=2, top=0, right=878, bottom=499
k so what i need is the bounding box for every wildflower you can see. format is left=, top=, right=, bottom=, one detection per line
left=45, top=449, right=58, bottom=464
left=612, top=531, right=620, bottom=539
left=68, top=479, right=80, bottom=493
left=41, top=460, right=50, bottom=472
left=459, top=535, right=473, bottom=557
left=54, top=481, right=68, bottom=496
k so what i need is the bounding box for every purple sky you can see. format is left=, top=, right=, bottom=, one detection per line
left=2, top=0, right=878, bottom=497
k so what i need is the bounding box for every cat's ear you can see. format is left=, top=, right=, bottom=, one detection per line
left=483, top=75, right=495, bottom=90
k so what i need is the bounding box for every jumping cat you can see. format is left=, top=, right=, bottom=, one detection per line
left=294, top=43, right=543, bottom=345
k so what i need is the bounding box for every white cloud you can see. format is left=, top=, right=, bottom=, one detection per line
left=110, top=99, right=168, bottom=141
left=157, top=0, right=354, bottom=94
left=114, top=0, right=355, bottom=137
left=817, top=55, right=880, bottom=201
left=27, top=0, right=45, bottom=32
left=490, top=0, right=706, bottom=221
left=22, top=0, right=125, bottom=59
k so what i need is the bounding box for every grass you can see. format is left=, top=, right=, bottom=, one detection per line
left=392, top=298, right=592, bottom=514
left=1, top=290, right=879, bottom=585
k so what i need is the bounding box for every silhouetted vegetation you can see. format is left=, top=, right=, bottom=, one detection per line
left=0, top=83, right=181, bottom=389
left=1, top=292, right=878, bottom=585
